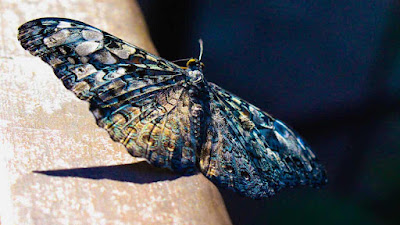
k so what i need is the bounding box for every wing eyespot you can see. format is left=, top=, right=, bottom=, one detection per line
left=224, top=165, right=234, bottom=173
left=240, top=170, right=251, bottom=181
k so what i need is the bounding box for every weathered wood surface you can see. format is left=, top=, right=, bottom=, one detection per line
left=0, top=1, right=232, bottom=224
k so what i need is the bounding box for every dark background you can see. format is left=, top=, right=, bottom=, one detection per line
left=138, top=1, right=400, bottom=224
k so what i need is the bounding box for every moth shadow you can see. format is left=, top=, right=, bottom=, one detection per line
left=34, top=161, right=185, bottom=183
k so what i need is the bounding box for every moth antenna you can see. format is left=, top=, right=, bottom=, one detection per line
left=198, top=39, right=204, bottom=61
left=171, top=58, right=192, bottom=63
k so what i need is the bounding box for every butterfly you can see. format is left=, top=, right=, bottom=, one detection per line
left=18, top=18, right=327, bottom=199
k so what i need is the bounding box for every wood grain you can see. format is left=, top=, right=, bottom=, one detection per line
left=0, top=1, right=232, bottom=224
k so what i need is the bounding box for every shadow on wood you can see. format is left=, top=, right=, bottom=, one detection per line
left=34, top=161, right=189, bottom=183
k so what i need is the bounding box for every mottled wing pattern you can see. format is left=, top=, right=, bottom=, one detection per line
left=18, top=17, right=327, bottom=198
left=199, top=83, right=327, bottom=198
left=18, top=18, right=199, bottom=173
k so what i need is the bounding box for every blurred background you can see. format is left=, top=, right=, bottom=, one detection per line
left=138, top=0, right=400, bottom=225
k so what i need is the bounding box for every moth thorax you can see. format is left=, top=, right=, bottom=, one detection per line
left=191, top=103, right=203, bottom=117
left=187, top=70, right=203, bottom=83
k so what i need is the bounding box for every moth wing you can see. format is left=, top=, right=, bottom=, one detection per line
left=199, top=83, right=327, bottom=198
left=18, top=18, right=198, bottom=173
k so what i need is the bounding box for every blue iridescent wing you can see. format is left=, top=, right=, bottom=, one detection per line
left=199, top=83, right=327, bottom=198
left=18, top=18, right=199, bottom=173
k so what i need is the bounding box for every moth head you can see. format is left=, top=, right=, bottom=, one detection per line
left=186, top=58, right=204, bottom=71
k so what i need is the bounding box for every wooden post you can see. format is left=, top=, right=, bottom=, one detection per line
left=0, top=0, right=232, bottom=224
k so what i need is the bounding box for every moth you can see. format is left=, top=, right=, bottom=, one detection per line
left=18, top=18, right=327, bottom=199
